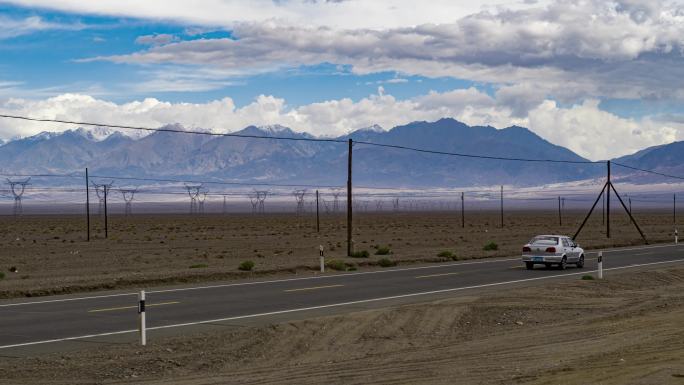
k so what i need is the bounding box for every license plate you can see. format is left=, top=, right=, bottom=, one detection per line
left=532, top=257, right=544, bottom=262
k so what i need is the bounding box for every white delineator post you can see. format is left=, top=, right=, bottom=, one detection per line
left=597, top=252, right=603, bottom=279
left=675, top=229, right=679, bottom=244
left=319, top=245, right=325, bottom=273
left=138, top=290, right=146, bottom=346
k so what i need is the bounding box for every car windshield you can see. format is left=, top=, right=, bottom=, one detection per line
left=529, top=236, right=559, bottom=245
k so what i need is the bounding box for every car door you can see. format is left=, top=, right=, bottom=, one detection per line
left=561, top=238, right=575, bottom=261
left=564, top=237, right=577, bottom=261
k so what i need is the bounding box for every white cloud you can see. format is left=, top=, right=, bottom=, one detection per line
left=79, top=0, right=684, bottom=104
left=0, top=0, right=545, bottom=30
left=2, top=89, right=682, bottom=160
left=135, top=33, right=179, bottom=46
left=0, top=15, right=85, bottom=39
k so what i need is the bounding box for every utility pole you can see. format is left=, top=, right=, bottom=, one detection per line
left=558, top=196, right=562, bottom=226
left=500, top=185, right=504, bottom=228
left=606, top=161, right=611, bottom=238
left=674, top=194, right=677, bottom=226
left=85, top=168, right=90, bottom=242
left=347, top=139, right=353, bottom=256
left=316, top=189, right=320, bottom=233
left=461, top=192, right=465, bottom=228
left=104, top=184, right=109, bottom=239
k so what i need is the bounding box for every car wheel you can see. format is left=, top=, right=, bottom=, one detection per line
left=576, top=255, right=585, bottom=268
left=559, top=257, right=567, bottom=270
left=525, top=262, right=534, bottom=270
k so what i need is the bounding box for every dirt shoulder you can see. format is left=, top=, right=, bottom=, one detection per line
left=2, top=266, right=684, bottom=384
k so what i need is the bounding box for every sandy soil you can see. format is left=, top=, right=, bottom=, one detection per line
left=0, top=211, right=678, bottom=298
left=2, top=266, right=684, bottom=384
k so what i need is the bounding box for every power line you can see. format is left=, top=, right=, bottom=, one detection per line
left=89, top=174, right=345, bottom=189
left=354, top=140, right=603, bottom=164
left=612, top=162, right=684, bottom=181
left=0, top=114, right=345, bottom=144
left=1, top=114, right=605, bottom=164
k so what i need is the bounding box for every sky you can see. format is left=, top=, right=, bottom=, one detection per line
left=1, top=0, right=684, bottom=160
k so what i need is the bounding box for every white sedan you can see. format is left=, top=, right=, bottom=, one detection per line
left=522, top=235, right=585, bottom=270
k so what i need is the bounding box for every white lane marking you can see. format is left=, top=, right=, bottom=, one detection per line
left=284, top=284, right=344, bottom=293
left=2, top=257, right=682, bottom=350
left=1, top=242, right=680, bottom=308
left=415, top=272, right=461, bottom=279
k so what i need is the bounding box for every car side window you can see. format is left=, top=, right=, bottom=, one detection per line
left=562, top=238, right=570, bottom=247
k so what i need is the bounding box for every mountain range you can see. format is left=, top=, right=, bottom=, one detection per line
left=0, top=118, right=681, bottom=188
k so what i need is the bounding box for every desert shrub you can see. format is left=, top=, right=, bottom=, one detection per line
left=350, top=250, right=370, bottom=258
left=238, top=260, right=255, bottom=271
left=375, top=246, right=391, bottom=255
left=377, top=258, right=396, bottom=267
left=581, top=275, right=595, bottom=280
left=483, top=242, right=499, bottom=251
left=189, top=263, right=208, bottom=269
left=0, top=272, right=4, bottom=280
left=437, top=250, right=454, bottom=259
left=326, top=259, right=348, bottom=271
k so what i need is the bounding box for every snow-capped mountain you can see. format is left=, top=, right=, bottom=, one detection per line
left=0, top=118, right=675, bottom=187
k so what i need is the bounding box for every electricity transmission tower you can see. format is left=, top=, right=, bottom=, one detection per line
left=92, top=181, right=114, bottom=216
left=375, top=200, right=384, bottom=211
left=119, top=188, right=137, bottom=216
left=6, top=178, right=30, bottom=216
left=293, top=189, right=307, bottom=215
left=185, top=184, right=202, bottom=214
left=255, top=190, right=268, bottom=214
left=198, top=190, right=208, bottom=214
left=392, top=198, right=400, bottom=211
left=331, top=189, right=341, bottom=213
left=249, top=193, right=258, bottom=214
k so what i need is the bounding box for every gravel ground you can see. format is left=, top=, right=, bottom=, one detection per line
left=0, top=211, right=677, bottom=298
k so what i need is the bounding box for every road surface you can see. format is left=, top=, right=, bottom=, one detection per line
left=0, top=243, right=682, bottom=353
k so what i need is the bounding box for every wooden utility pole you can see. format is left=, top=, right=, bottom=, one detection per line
left=85, top=168, right=90, bottom=241
left=558, top=196, right=562, bottom=226
left=104, top=185, right=109, bottom=239
left=347, top=139, right=353, bottom=256
left=461, top=192, right=465, bottom=228
left=500, top=185, right=504, bottom=228
left=607, top=161, right=611, bottom=238
left=316, top=189, right=320, bottom=233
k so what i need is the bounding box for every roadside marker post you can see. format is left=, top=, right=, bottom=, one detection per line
left=598, top=252, right=603, bottom=279
left=675, top=229, right=679, bottom=244
left=138, top=290, right=146, bottom=346
left=319, top=245, right=325, bottom=273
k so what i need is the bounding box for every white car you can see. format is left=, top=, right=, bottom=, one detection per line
left=522, top=235, right=585, bottom=270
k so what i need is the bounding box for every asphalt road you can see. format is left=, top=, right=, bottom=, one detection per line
left=1, top=243, right=683, bottom=353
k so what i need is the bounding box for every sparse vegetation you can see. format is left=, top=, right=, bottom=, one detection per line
left=581, top=275, right=595, bottom=280
left=238, top=260, right=255, bottom=271
left=375, top=246, right=391, bottom=255
left=326, top=259, right=348, bottom=271
left=483, top=242, right=499, bottom=251
left=0, top=272, right=4, bottom=280
left=350, top=250, right=370, bottom=258
left=437, top=250, right=454, bottom=259
left=189, top=263, right=208, bottom=269
left=378, top=257, right=396, bottom=267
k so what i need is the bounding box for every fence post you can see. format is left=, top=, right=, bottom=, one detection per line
left=597, top=252, right=603, bottom=279
left=138, top=290, right=146, bottom=346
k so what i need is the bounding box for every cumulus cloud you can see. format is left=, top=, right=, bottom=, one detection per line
left=2, top=89, right=682, bottom=160
left=80, top=0, right=684, bottom=105
left=0, top=0, right=543, bottom=30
